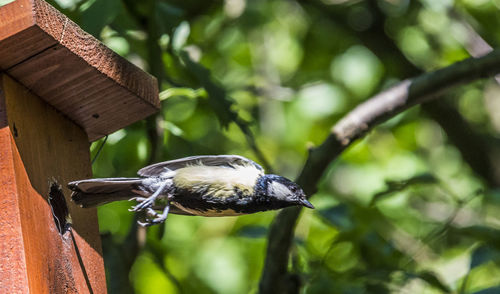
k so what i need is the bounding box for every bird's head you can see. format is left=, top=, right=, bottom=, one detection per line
left=264, top=175, right=314, bottom=209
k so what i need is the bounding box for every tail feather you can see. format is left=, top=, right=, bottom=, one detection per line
left=68, top=178, right=143, bottom=207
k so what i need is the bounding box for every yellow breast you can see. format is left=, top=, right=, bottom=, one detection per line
left=172, top=164, right=263, bottom=198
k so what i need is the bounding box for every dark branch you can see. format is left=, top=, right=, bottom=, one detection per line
left=422, top=100, right=500, bottom=186
left=259, top=49, right=500, bottom=294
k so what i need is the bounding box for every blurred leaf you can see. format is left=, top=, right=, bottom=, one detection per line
left=415, top=271, right=451, bottom=293
left=318, top=204, right=353, bottom=230
left=450, top=226, right=500, bottom=249
left=179, top=51, right=238, bottom=128
left=80, top=0, right=122, bottom=37
left=101, top=221, right=139, bottom=294
left=162, top=121, right=184, bottom=136
left=330, top=46, right=384, bottom=98
left=172, top=21, right=190, bottom=51
left=470, top=245, right=500, bottom=269
left=485, top=189, right=500, bottom=205
left=160, top=87, right=206, bottom=101
left=155, top=2, right=184, bottom=34
left=0, top=0, right=14, bottom=7
left=131, top=253, right=179, bottom=294
left=237, top=225, right=268, bottom=238
left=66, top=1, right=500, bottom=293
left=358, top=232, right=404, bottom=271
left=365, top=282, right=390, bottom=294
left=473, top=286, right=500, bottom=294
left=370, top=173, right=437, bottom=206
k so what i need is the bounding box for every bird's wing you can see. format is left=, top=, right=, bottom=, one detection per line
left=137, top=155, right=264, bottom=177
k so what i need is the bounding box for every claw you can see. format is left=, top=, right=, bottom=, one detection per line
left=129, top=180, right=169, bottom=213
left=128, top=198, right=146, bottom=211
left=152, top=204, right=170, bottom=224
left=133, top=198, right=155, bottom=211
left=137, top=220, right=149, bottom=227
left=135, top=204, right=170, bottom=227
left=145, top=208, right=158, bottom=217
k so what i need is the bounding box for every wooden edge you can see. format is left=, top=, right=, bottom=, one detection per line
left=0, top=82, right=30, bottom=292
left=0, top=0, right=38, bottom=40
left=1, top=0, right=159, bottom=108
left=41, top=0, right=160, bottom=109
left=0, top=0, right=160, bottom=141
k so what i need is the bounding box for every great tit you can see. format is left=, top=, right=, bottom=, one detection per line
left=68, top=155, right=314, bottom=226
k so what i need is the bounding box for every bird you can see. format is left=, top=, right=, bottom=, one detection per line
left=68, top=155, right=314, bottom=226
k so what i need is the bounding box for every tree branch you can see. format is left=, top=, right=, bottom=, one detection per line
left=301, top=0, right=500, bottom=189
left=258, top=49, right=500, bottom=294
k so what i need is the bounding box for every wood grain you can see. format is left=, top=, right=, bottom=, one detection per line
left=0, top=74, right=107, bottom=293
left=0, top=0, right=160, bottom=141
left=0, top=0, right=66, bottom=69
left=0, top=128, right=30, bottom=294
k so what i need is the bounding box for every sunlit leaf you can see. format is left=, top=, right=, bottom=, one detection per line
left=179, top=51, right=238, bottom=128
left=0, top=0, right=14, bottom=7
left=415, top=271, right=451, bottom=293
left=172, top=21, right=190, bottom=51
left=159, top=87, right=206, bottom=101
left=162, top=121, right=184, bottom=136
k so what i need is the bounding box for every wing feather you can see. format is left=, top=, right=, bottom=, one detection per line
left=137, top=155, right=264, bottom=177
left=68, top=178, right=142, bottom=193
left=68, top=177, right=143, bottom=207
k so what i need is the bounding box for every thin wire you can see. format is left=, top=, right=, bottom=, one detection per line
left=91, top=135, right=108, bottom=166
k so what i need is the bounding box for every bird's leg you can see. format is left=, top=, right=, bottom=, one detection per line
left=130, top=180, right=169, bottom=212
left=153, top=204, right=170, bottom=223
left=137, top=208, right=157, bottom=227
left=128, top=196, right=146, bottom=203
left=137, top=204, right=170, bottom=227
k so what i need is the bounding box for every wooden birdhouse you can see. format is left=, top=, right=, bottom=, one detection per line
left=0, top=0, right=160, bottom=292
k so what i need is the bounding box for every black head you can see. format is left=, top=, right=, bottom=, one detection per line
left=259, top=175, right=314, bottom=209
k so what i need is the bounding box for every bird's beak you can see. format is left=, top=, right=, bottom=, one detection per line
left=300, top=198, right=314, bottom=209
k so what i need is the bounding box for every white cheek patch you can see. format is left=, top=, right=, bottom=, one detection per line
left=269, top=182, right=292, bottom=200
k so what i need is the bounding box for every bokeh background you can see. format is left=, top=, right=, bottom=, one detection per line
left=45, top=0, right=500, bottom=293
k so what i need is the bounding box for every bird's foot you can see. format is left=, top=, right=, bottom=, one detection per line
left=128, top=197, right=145, bottom=211
left=137, top=206, right=170, bottom=227
left=129, top=180, right=170, bottom=213
left=129, top=195, right=157, bottom=212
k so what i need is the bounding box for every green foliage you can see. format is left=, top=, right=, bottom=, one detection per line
left=0, top=0, right=14, bottom=7
left=53, top=0, right=500, bottom=293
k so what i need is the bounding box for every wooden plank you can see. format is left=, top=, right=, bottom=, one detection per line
left=0, top=74, right=107, bottom=293
left=0, top=0, right=63, bottom=69
left=0, top=0, right=160, bottom=141
left=0, top=111, right=30, bottom=294
left=8, top=43, right=155, bottom=140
